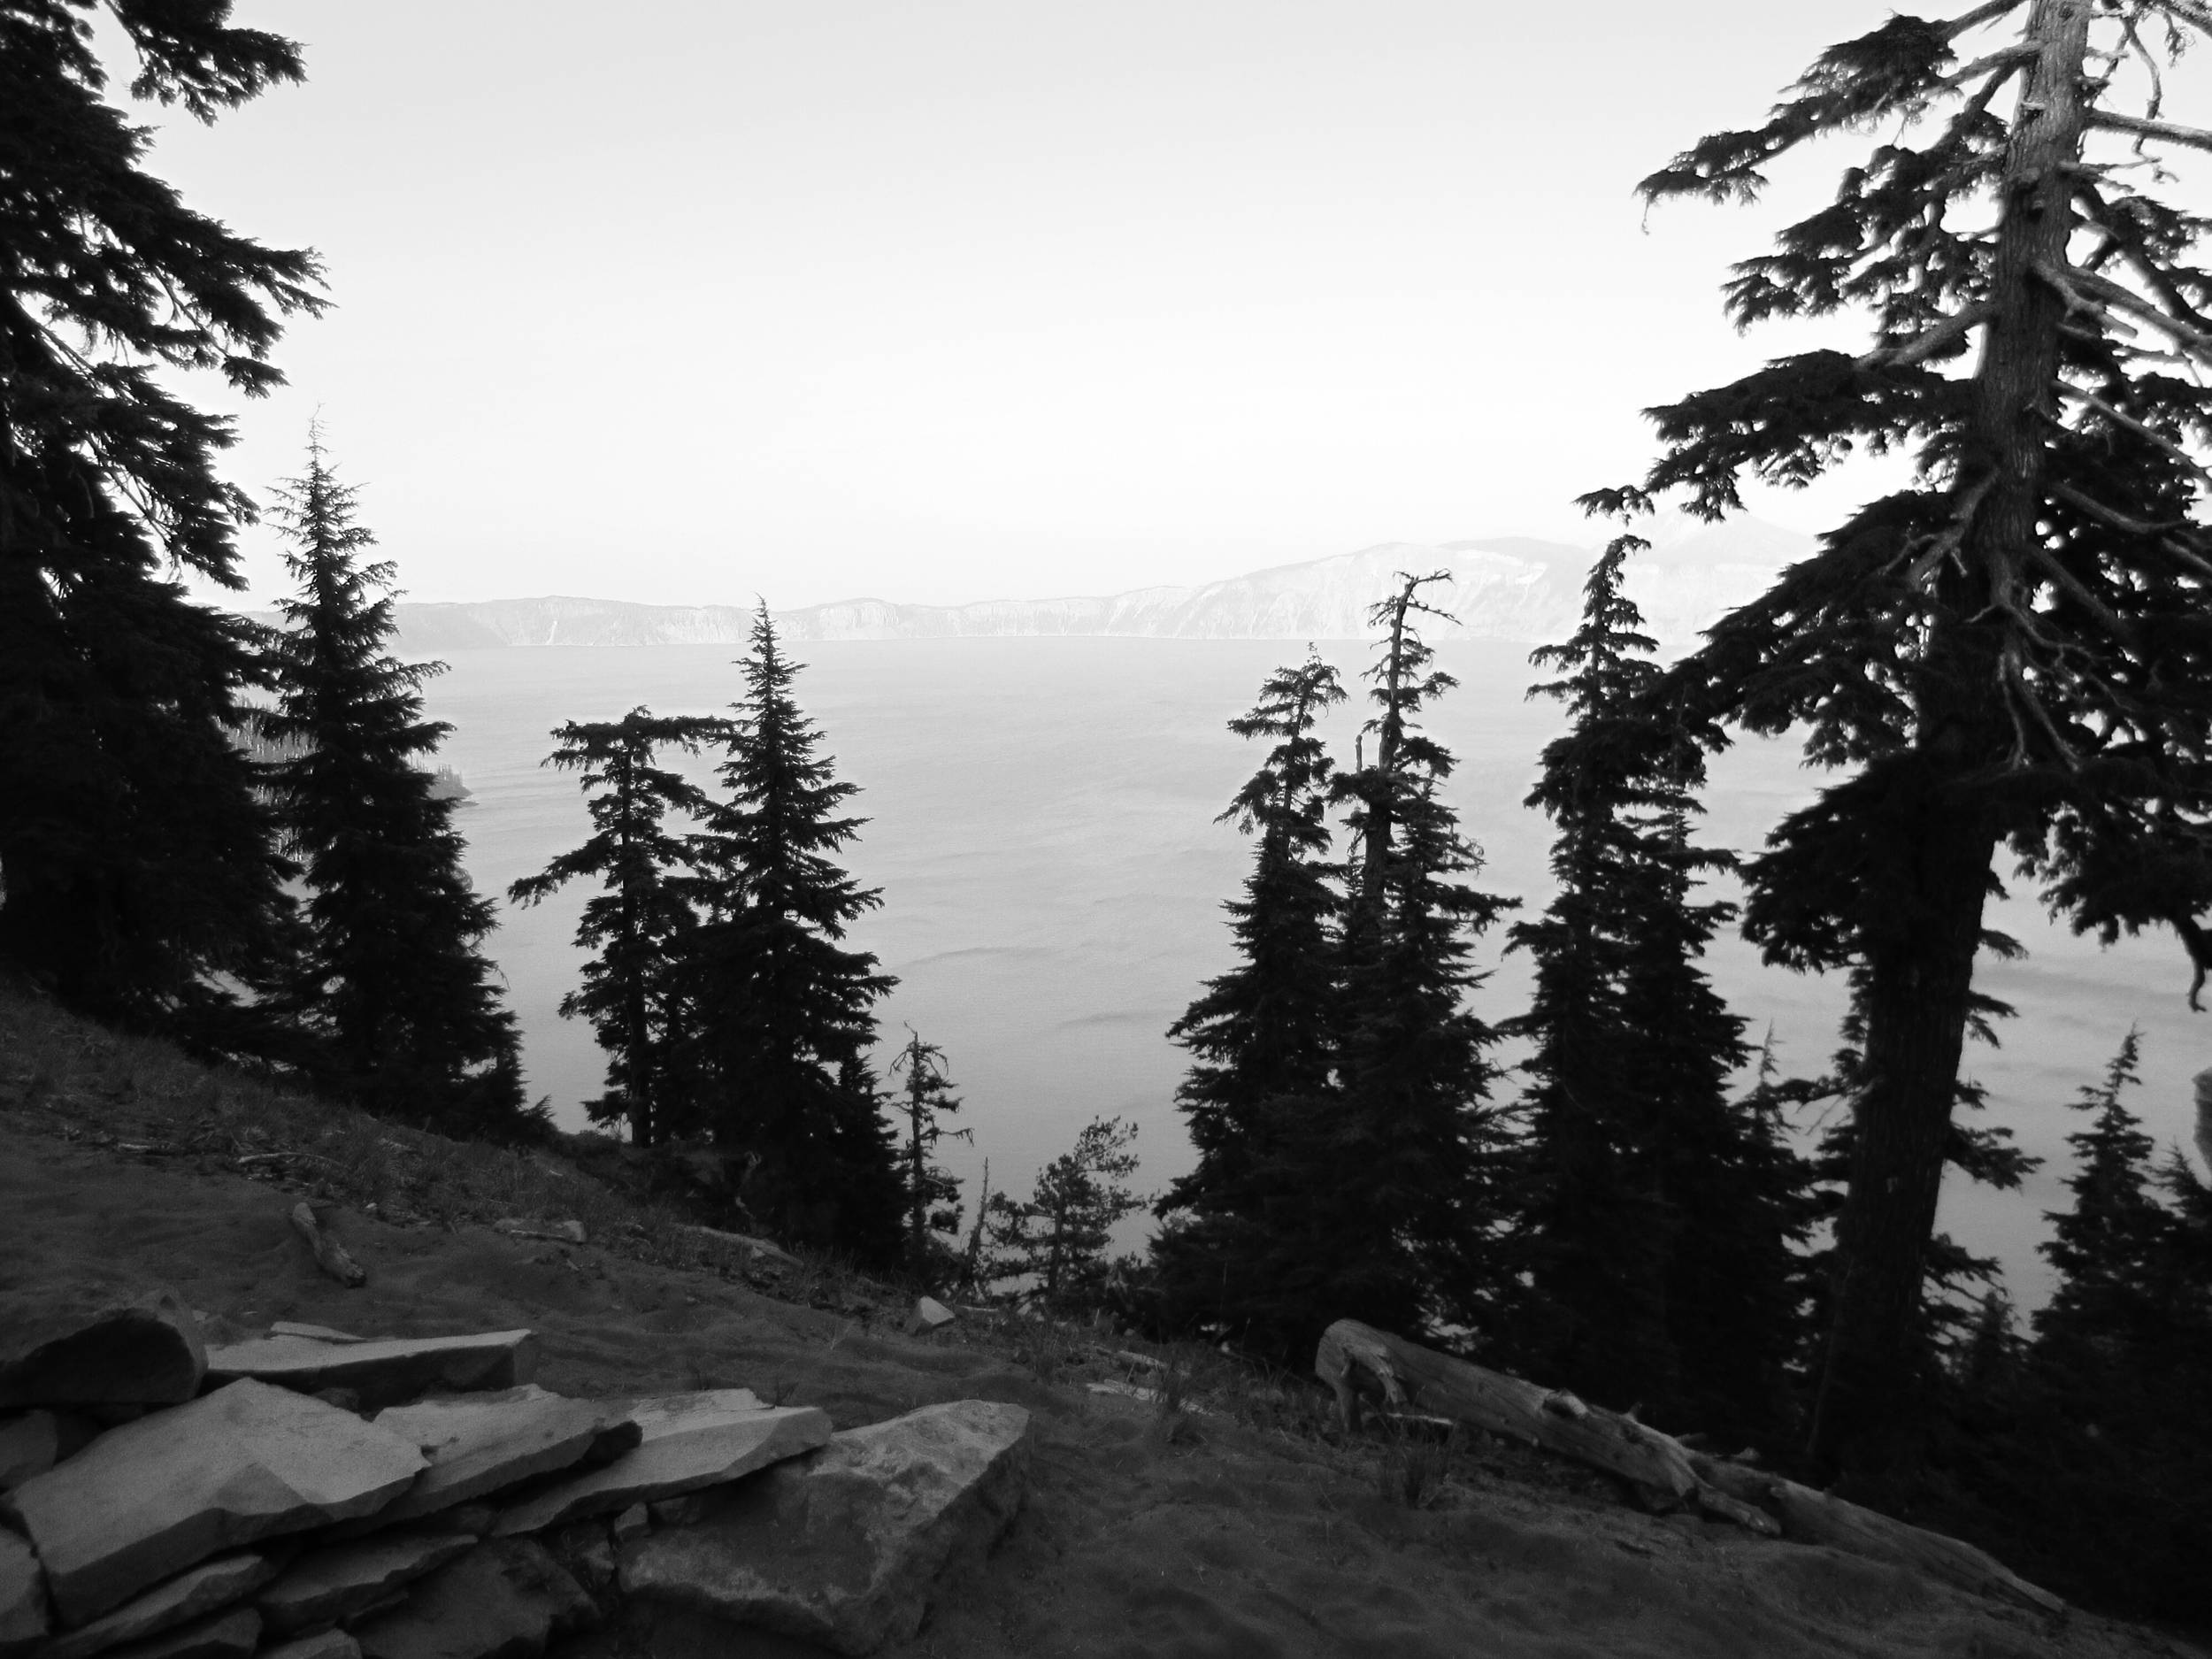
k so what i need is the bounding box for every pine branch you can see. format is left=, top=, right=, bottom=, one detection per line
left=1855, top=303, right=1993, bottom=370
left=2058, top=382, right=2212, bottom=485
left=2087, top=108, right=2212, bottom=155
left=2037, top=258, right=2212, bottom=363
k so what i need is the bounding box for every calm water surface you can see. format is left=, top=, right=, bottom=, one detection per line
left=421, top=637, right=2209, bottom=1307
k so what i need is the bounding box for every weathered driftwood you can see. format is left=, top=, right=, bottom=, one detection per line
left=1316, top=1319, right=2062, bottom=1614
left=288, top=1202, right=367, bottom=1288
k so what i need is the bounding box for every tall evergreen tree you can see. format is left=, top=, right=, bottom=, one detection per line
left=2, top=1, right=321, bottom=1028
left=888, top=1027, right=970, bottom=1283
left=264, top=431, right=528, bottom=1133
left=1153, top=653, right=1345, bottom=1355
left=507, top=710, right=722, bottom=1147
left=1326, top=575, right=1515, bottom=1342
left=689, top=605, right=902, bottom=1263
left=2034, top=1027, right=2165, bottom=1353
left=1587, top=0, right=2212, bottom=1479
left=1509, top=536, right=1809, bottom=1440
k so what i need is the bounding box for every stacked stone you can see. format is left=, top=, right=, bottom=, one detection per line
left=0, top=1294, right=1029, bottom=1659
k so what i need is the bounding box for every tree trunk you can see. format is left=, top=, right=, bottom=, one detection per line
left=618, top=765, right=656, bottom=1148
left=1358, top=580, right=1416, bottom=914
left=1809, top=0, right=2087, bottom=1479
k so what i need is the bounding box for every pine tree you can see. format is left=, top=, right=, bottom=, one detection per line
left=1508, top=536, right=1809, bottom=1439
left=1153, top=653, right=1344, bottom=1355
left=889, top=1028, right=971, bottom=1283
left=688, top=605, right=902, bottom=1263
left=1326, top=575, right=1515, bottom=1342
left=2035, top=1028, right=2166, bottom=1353
left=507, top=710, right=722, bottom=1146
left=2, top=1, right=322, bottom=1029
left=983, top=1116, right=1143, bottom=1310
left=1586, top=0, right=2212, bottom=1478
left=264, top=432, right=529, bottom=1133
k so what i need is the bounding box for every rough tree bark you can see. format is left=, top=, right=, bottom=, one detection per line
left=1810, top=0, right=2090, bottom=1479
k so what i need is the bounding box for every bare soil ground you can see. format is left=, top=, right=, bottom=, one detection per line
left=0, top=984, right=2200, bottom=1659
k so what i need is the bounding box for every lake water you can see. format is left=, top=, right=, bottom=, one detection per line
left=421, top=637, right=2212, bottom=1310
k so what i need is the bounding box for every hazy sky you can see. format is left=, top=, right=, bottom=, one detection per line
left=139, top=2, right=2056, bottom=608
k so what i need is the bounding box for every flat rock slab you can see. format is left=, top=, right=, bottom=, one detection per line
left=4, top=1379, right=426, bottom=1625
left=42, top=1554, right=274, bottom=1659
left=268, top=1324, right=363, bottom=1345
left=0, top=1530, right=47, bottom=1657
left=493, top=1393, right=827, bottom=1538
left=0, top=1409, right=95, bottom=1491
left=263, top=1632, right=360, bottom=1659
left=204, top=1333, right=536, bottom=1412
left=371, top=1388, right=640, bottom=1524
left=353, top=1540, right=592, bottom=1659
left=0, top=1291, right=205, bottom=1411
left=101, top=1608, right=259, bottom=1659
left=257, top=1532, right=475, bottom=1635
left=619, top=1400, right=1031, bottom=1656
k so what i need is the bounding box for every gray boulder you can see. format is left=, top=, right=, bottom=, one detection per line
left=3, top=1379, right=426, bottom=1624
left=40, top=1554, right=274, bottom=1659
left=0, top=1290, right=204, bottom=1411
left=257, top=1532, right=475, bottom=1635
left=618, top=1399, right=1031, bottom=1655
left=369, top=1388, right=639, bottom=1524
left=491, top=1393, right=828, bottom=1538
left=0, top=1530, right=46, bottom=1658
left=204, top=1333, right=537, bottom=1412
left=98, top=1607, right=259, bottom=1659
left=352, top=1540, right=592, bottom=1659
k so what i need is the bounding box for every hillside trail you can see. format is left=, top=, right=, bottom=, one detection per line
left=4, top=1116, right=2199, bottom=1659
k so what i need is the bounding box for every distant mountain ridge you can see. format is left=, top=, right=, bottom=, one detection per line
left=384, top=517, right=1813, bottom=656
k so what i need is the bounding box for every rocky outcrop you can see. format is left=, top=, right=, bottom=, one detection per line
left=350, top=1542, right=590, bottom=1659
left=41, top=1555, right=277, bottom=1659
left=5, top=1381, right=426, bottom=1623
left=0, top=1291, right=205, bottom=1411
left=488, top=1393, right=829, bottom=1538
left=618, top=1400, right=1032, bottom=1655
left=203, top=1335, right=537, bottom=1412
left=0, top=1410, right=93, bottom=1492
left=0, top=1295, right=1031, bottom=1659
left=257, top=1534, right=475, bottom=1635
left=0, top=1531, right=46, bottom=1656
left=369, top=1390, right=637, bottom=1525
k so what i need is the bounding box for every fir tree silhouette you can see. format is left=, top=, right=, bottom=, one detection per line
left=1, top=2, right=322, bottom=1034
left=1327, top=575, right=1515, bottom=1341
left=689, top=605, right=902, bottom=1263
left=508, top=709, right=723, bottom=1146
left=1155, top=652, right=1345, bottom=1356
left=1587, top=0, right=2212, bottom=1479
left=265, top=429, right=529, bottom=1133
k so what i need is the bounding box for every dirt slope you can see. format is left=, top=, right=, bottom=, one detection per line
left=0, top=1000, right=2200, bottom=1659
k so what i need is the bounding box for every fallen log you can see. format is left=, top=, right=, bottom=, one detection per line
left=1316, top=1319, right=1723, bottom=1517
left=1686, top=1453, right=2063, bottom=1616
left=288, top=1202, right=367, bottom=1288
left=676, top=1223, right=798, bottom=1266
left=1315, top=1319, right=2062, bottom=1614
